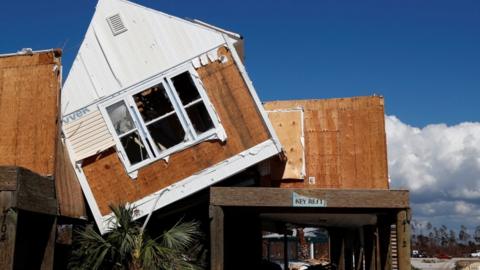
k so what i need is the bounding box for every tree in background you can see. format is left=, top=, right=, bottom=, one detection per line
left=411, top=221, right=480, bottom=257
left=68, top=205, right=205, bottom=270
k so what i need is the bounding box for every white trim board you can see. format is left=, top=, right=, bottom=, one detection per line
left=73, top=139, right=280, bottom=234
left=222, top=34, right=283, bottom=154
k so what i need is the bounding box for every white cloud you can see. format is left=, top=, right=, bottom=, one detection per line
left=386, top=116, right=480, bottom=229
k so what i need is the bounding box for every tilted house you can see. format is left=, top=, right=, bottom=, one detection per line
left=61, top=0, right=282, bottom=233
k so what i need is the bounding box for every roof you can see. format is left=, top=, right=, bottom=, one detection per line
left=62, top=0, right=240, bottom=116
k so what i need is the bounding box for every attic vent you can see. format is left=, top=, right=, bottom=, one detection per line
left=107, top=14, right=127, bottom=36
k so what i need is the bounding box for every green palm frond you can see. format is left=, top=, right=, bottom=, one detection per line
left=69, top=204, right=204, bottom=270
left=160, top=219, right=201, bottom=251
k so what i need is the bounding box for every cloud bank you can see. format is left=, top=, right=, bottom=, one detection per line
left=386, top=116, right=480, bottom=230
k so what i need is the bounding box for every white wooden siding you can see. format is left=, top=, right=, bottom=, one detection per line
left=63, top=110, right=115, bottom=161
left=62, top=0, right=238, bottom=116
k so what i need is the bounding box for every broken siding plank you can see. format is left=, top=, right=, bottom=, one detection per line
left=82, top=49, right=271, bottom=215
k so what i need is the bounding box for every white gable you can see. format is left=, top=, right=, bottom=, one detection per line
left=62, top=0, right=235, bottom=116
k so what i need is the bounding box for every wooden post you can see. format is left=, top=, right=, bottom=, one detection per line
left=345, top=229, right=354, bottom=270
left=330, top=228, right=346, bottom=270
left=40, top=217, right=57, bottom=270
left=0, top=192, right=17, bottom=270
left=210, top=205, right=224, bottom=270
left=284, top=231, right=288, bottom=270
left=396, top=209, right=411, bottom=270
left=378, top=216, right=392, bottom=270
left=363, top=225, right=376, bottom=270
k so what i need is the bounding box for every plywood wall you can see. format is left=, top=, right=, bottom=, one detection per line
left=82, top=47, right=271, bottom=216
left=264, top=96, right=388, bottom=189
left=55, top=139, right=87, bottom=218
left=0, top=51, right=61, bottom=177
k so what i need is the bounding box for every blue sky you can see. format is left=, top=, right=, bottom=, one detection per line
left=1, top=0, right=479, bottom=127
left=1, top=0, right=480, bottom=231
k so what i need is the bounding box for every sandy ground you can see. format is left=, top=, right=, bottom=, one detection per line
left=411, top=258, right=480, bottom=270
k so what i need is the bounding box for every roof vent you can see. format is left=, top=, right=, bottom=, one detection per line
left=106, top=14, right=127, bottom=36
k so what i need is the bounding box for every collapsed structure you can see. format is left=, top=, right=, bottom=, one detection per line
left=61, top=0, right=282, bottom=233
left=0, top=0, right=411, bottom=269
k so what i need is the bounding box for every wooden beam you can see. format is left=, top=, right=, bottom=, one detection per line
left=0, top=166, right=57, bottom=216
left=210, top=205, right=224, bottom=270
left=396, top=209, right=411, bottom=270
left=211, top=187, right=409, bottom=209
left=0, top=192, right=17, bottom=270
left=0, top=167, right=18, bottom=190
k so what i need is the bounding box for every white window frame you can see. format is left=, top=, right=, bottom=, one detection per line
left=99, top=64, right=223, bottom=173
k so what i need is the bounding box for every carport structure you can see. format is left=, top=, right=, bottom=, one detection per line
left=209, top=187, right=410, bottom=270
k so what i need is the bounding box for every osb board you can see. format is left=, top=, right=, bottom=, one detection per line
left=0, top=51, right=60, bottom=176
left=266, top=109, right=304, bottom=179
left=55, top=139, right=87, bottom=218
left=264, top=96, right=388, bottom=189
left=82, top=47, right=271, bottom=215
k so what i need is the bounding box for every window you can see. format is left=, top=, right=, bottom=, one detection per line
left=101, top=67, right=223, bottom=172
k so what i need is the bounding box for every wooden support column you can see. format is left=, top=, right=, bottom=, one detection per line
left=378, top=216, right=392, bottom=270
left=210, top=205, right=224, bottom=270
left=330, top=228, right=346, bottom=270
left=396, top=209, right=411, bottom=270
left=345, top=229, right=355, bottom=270
left=363, top=225, right=376, bottom=270
left=0, top=192, right=17, bottom=270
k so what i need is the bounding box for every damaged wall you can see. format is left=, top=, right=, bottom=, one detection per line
left=81, top=48, right=271, bottom=216
left=0, top=51, right=61, bottom=176
left=264, top=96, right=389, bottom=189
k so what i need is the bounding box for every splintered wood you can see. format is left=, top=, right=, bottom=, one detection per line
left=264, top=96, right=388, bottom=189
left=267, top=109, right=305, bottom=180
left=0, top=52, right=61, bottom=176
left=82, top=48, right=271, bottom=215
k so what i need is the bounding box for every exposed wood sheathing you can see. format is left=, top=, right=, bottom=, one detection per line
left=264, top=96, right=388, bottom=189
left=55, top=139, right=87, bottom=218
left=0, top=52, right=60, bottom=176
left=82, top=48, right=270, bottom=215
left=267, top=109, right=304, bottom=179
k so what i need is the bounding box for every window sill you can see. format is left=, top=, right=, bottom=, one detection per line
left=124, top=126, right=227, bottom=179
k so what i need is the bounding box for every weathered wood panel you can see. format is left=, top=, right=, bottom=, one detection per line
left=0, top=192, right=17, bottom=270
left=55, top=140, right=87, bottom=218
left=210, top=187, right=409, bottom=208
left=0, top=167, right=18, bottom=190
left=264, top=96, right=389, bottom=189
left=0, top=166, right=57, bottom=216
left=209, top=205, right=224, bottom=270
left=267, top=109, right=304, bottom=180
left=82, top=48, right=271, bottom=215
left=0, top=51, right=60, bottom=177
left=396, top=209, right=411, bottom=270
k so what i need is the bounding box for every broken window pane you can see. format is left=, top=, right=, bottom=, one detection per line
left=133, top=84, right=174, bottom=123
left=147, top=114, right=186, bottom=152
left=106, top=101, right=134, bottom=135
left=186, top=102, right=214, bottom=134
left=171, top=72, right=200, bottom=105
left=120, top=131, right=149, bottom=165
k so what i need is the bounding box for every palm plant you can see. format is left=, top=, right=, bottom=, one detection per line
left=68, top=204, right=204, bottom=270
